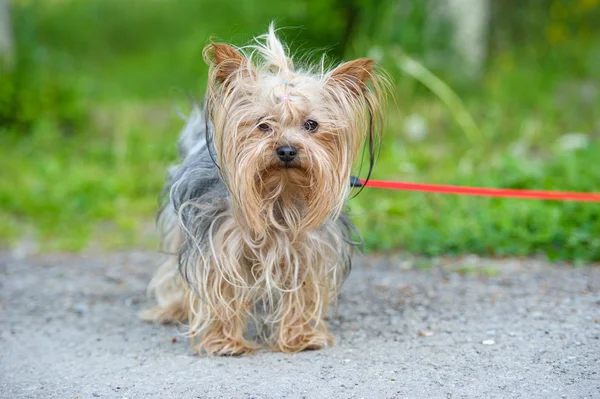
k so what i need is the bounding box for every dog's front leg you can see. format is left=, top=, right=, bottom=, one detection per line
left=272, top=282, right=334, bottom=353
left=190, top=267, right=258, bottom=356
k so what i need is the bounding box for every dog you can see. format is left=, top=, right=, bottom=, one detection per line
left=142, top=24, right=388, bottom=355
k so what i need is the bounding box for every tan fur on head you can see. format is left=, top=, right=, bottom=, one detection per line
left=204, top=24, right=388, bottom=237
left=143, top=24, right=390, bottom=355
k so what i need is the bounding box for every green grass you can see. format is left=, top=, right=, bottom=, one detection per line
left=2, top=0, right=600, bottom=261
left=1, top=103, right=179, bottom=250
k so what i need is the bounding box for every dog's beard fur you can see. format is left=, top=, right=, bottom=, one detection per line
left=142, top=24, right=388, bottom=355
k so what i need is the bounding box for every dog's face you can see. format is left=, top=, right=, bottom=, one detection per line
left=203, top=27, right=387, bottom=236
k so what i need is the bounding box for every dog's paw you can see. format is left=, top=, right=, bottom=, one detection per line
left=139, top=304, right=188, bottom=325
left=193, top=336, right=258, bottom=356
left=275, top=328, right=334, bottom=353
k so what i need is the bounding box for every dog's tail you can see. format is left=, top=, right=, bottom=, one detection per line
left=162, top=103, right=218, bottom=203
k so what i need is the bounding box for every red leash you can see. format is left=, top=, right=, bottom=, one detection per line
left=361, top=179, right=600, bottom=202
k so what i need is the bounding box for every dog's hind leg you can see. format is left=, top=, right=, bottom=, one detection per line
left=141, top=207, right=190, bottom=324
left=140, top=254, right=190, bottom=324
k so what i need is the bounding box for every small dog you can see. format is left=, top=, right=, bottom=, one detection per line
left=142, top=25, right=388, bottom=355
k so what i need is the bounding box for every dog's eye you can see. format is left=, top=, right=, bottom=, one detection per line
left=303, top=120, right=319, bottom=133
left=257, top=123, right=271, bottom=132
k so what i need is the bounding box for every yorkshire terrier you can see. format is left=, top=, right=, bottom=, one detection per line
left=142, top=25, right=388, bottom=355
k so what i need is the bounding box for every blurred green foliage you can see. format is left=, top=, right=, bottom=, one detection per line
left=1, top=0, right=599, bottom=261
left=0, top=3, right=86, bottom=135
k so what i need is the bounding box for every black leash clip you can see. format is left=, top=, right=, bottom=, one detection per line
left=350, top=176, right=363, bottom=188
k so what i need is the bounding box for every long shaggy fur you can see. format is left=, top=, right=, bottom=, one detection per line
left=142, top=24, right=388, bottom=355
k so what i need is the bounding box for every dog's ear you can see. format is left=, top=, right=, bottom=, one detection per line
left=203, top=43, right=254, bottom=85
left=327, top=58, right=374, bottom=96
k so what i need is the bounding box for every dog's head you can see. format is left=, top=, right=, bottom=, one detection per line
left=203, top=25, right=388, bottom=236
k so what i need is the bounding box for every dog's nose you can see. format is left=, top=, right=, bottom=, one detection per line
left=276, top=146, right=298, bottom=162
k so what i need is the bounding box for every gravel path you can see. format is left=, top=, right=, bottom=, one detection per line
left=1, top=251, right=599, bottom=399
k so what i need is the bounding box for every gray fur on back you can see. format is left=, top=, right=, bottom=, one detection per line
left=157, top=106, right=229, bottom=279
left=166, top=106, right=226, bottom=205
